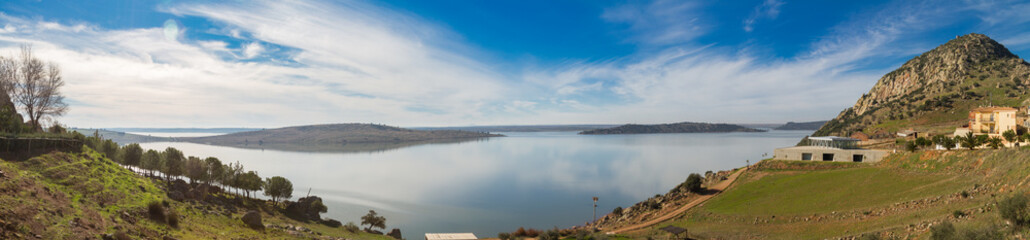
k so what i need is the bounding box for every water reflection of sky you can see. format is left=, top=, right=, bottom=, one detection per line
left=138, top=130, right=811, bottom=238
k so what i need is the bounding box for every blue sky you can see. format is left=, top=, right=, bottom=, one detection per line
left=1, top=0, right=1030, bottom=128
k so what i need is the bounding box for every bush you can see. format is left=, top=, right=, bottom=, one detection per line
left=113, top=231, right=132, bottom=240
left=930, top=221, right=956, bottom=240
left=682, top=173, right=703, bottom=193
left=513, top=227, right=527, bottom=237
left=858, top=233, right=881, bottom=240
left=538, top=229, right=560, bottom=240
left=612, top=206, right=623, bottom=216
left=999, top=194, right=1030, bottom=226
left=344, top=222, right=360, bottom=232
left=959, top=224, right=1001, bottom=239
left=952, top=210, right=966, bottom=218
left=322, top=218, right=342, bottom=228
left=497, top=232, right=511, bottom=240
left=525, top=228, right=541, bottom=238
left=148, top=202, right=166, bottom=223
left=167, top=209, right=180, bottom=228
left=931, top=221, right=1003, bottom=240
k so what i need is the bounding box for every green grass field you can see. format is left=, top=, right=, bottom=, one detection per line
left=704, top=167, right=972, bottom=216
left=0, top=147, right=392, bottom=239
left=624, top=150, right=1030, bottom=239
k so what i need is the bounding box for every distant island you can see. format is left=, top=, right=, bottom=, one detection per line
left=181, top=123, right=502, bottom=147
left=773, top=120, right=828, bottom=130
left=71, top=128, right=173, bottom=143
left=579, top=122, right=766, bottom=135
left=414, top=124, right=618, bottom=132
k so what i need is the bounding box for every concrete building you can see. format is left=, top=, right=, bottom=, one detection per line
left=774, top=136, right=888, bottom=163
left=968, top=107, right=1018, bottom=137
left=425, top=233, right=478, bottom=240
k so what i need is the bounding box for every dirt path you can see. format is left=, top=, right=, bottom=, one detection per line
left=607, top=167, right=748, bottom=234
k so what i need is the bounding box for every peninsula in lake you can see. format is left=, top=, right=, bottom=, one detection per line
left=180, top=123, right=502, bottom=149
left=578, top=122, right=766, bottom=135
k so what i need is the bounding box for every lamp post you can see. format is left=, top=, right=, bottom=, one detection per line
left=592, top=196, right=598, bottom=223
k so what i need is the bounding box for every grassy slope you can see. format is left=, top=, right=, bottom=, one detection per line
left=625, top=148, right=1030, bottom=239
left=0, top=147, right=391, bottom=239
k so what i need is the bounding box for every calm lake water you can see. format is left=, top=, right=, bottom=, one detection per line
left=137, top=130, right=812, bottom=238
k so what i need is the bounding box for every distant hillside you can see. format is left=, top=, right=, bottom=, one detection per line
left=70, top=128, right=172, bottom=144
left=181, top=123, right=502, bottom=147
left=109, top=128, right=259, bottom=134
left=814, top=33, right=1030, bottom=137
left=414, top=124, right=617, bottom=132
left=774, top=121, right=828, bottom=130
left=579, top=122, right=765, bottom=135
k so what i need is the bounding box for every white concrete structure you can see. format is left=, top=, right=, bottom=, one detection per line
left=774, top=136, right=888, bottom=163
left=425, top=233, right=478, bottom=240
left=773, top=146, right=888, bottom=162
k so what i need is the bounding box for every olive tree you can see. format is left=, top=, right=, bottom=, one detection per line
left=263, top=176, right=293, bottom=203
left=163, top=147, right=185, bottom=182
left=205, top=157, right=224, bottom=186
left=121, top=143, right=143, bottom=171
left=361, top=210, right=386, bottom=232
left=141, top=149, right=162, bottom=177
left=185, top=156, right=208, bottom=185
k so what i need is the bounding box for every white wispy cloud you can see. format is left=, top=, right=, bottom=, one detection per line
left=0, top=1, right=515, bottom=127
left=601, top=0, right=704, bottom=46
left=743, top=0, right=785, bottom=32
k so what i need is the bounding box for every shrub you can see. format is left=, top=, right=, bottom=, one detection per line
left=344, top=222, right=360, bottom=232
left=930, top=221, right=956, bottom=240
left=113, top=231, right=132, bottom=240
left=960, top=191, right=970, bottom=198
left=167, top=209, right=180, bottom=228
left=952, top=210, right=966, bottom=218
left=148, top=202, right=166, bottom=223
left=497, top=232, right=511, bottom=240
left=525, top=228, right=541, bottom=238
left=681, top=173, right=703, bottom=193
left=612, top=206, right=623, bottom=216
left=322, top=218, right=342, bottom=228
left=999, top=194, right=1030, bottom=226
left=513, top=227, right=527, bottom=237
left=959, top=224, right=1001, bottom=239
left=538, top=229, right=560, bottom=240
left=858, top=233, right=881, bottom=240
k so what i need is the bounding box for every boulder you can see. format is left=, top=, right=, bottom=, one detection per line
left=285, top=196, right=328, bottom=222
left=387, top=228, right=402, bottom=239
left=241, top=211, right=264, bottom=230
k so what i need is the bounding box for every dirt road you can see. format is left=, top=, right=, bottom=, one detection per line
left=607, top=167, right=747, bottom=234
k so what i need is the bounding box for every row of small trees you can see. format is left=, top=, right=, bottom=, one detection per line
left=83, top=133, right=294, bottom=203
left=902, top=130, right=1027, bottom=151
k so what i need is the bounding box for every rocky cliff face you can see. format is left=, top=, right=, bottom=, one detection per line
left=814, top=33, right=1030, bottom=136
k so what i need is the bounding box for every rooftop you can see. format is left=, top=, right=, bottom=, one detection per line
left=809, top=136, right=860, bottom=141
left=971, top=107, right=1018, bottom=112
left=425, top=233, right=478, bottom=240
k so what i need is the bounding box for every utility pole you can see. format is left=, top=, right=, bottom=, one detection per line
left=592, top=196, right=599, bottom=223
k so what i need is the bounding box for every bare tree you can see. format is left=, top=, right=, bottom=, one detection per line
left=10, top=45, right=67, bottom=131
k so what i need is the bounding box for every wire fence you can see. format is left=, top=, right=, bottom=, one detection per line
left=0, top=137, right=83, bottom=160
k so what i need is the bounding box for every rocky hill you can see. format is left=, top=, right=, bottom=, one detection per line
left=814, top=33, right=1030, bottom=137
left=774, top=121, right=827, bottom=130
left=579, top=122, right=765, bottom=135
